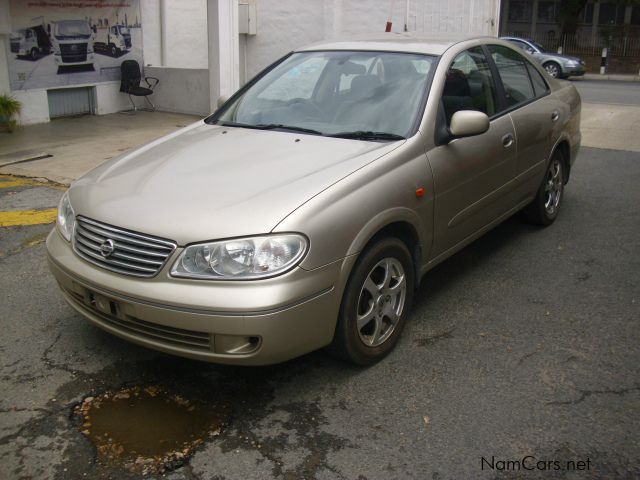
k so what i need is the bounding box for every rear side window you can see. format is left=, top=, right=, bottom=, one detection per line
left=526, top=62, right=550, bottom=96
left=488, top=45, right=535, bottom=108
left=441, top=47, right=499, bottom=125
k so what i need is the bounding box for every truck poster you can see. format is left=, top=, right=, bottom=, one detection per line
left=7, top=1, right=143, bottom=91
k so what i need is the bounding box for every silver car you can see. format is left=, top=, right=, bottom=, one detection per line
left=47, top=36, right=581, bottom=365
left=501, top=36, right=586, bottom=79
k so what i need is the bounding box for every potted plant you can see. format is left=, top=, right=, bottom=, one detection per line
left=0, top=94, right=22, bottom=133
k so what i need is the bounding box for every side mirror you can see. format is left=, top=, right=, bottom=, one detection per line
left=449, top=111, right=490, bottom=139
left=217, top=95, right=230, bottom=109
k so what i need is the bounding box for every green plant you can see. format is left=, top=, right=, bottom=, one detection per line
left=0, top=94, right=22, bottom=132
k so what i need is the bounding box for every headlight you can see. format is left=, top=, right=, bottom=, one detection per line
left=566, top=60, right=578, bottom=67
left=57, top=192, right=75, bottom=242
left=171, top=234, right=308, bottom=280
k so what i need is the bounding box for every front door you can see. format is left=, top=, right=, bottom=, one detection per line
left=427, top=46, right=517, bottom=259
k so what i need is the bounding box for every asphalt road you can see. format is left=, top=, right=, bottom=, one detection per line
left=573, top=79, right=640, bottom=105
left=0, top=145, right=638, bottom=480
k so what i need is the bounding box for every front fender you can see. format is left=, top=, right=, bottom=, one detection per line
left=273, top=135, right=433, bottom=272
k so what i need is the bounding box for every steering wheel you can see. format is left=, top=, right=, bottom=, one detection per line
left=285, top=98, right=325, bottom=119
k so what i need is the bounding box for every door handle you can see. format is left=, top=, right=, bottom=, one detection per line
left=551, top=111, right=559, bottom=122
left=502, top=133, right=514, bottom=148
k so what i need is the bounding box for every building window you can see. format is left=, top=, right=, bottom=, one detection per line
left=538, top=1, right=558, bottom=22
left=598, top=3, right=625, bottom=25
left=631, top=6, right=640, bottom=26
left=582, top=3, right=595, bottom=24
left=509, top=1, right=533, bottom=22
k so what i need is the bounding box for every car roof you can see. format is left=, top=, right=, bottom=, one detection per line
left=295, top=33, right=496, bottom=56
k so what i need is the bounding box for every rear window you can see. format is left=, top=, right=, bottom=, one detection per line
left=488, top=45, right=536, bottom=109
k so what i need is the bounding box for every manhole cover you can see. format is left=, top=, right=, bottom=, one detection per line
left=75, top=386, right=230, bottom=475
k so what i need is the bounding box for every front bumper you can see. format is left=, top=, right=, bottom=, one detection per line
left=564, top=65, right=586, bottom=77
left=47, top=229, right=351, bottom=365
left=54, top=53, right=94, bottom=66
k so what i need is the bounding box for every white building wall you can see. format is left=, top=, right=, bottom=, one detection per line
left=141, top=0, right=208, bottom=68
left=145, top=66, right=210, bottom=115
left=243, top=0, right=500, bottom=80
left=141, top=0, right=162, bottom=66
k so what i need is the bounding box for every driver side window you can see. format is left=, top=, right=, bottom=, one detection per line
left=442, top=47, right=498, bottom=125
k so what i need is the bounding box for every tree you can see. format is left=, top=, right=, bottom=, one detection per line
left=558, top=0, right=589, bottom=36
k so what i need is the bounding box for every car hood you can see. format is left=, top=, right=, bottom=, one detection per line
left=70, top=121, right=402, bottom=245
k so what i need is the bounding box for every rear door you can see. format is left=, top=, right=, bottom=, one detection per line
left=486, top=44, right=561, bottom=201
left=427, top=46, right=517, bottom=259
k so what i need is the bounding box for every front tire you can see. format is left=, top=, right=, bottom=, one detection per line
left=330, top=237, right=414, bottom=365
left=544, top=61, right=561, bottom=78
left=30, top=48, right=38, bottom=60
left=523, top=150, right=565, bottom=226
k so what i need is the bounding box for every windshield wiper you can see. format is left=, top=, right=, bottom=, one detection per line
left=216, top=121, right=322, bottom=135
left=253, top=124, right=323, bottom=135
left=327, top=131, right=406, bottom=141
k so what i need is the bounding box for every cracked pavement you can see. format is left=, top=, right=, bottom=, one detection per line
left=0, top=146, right=639, bottom=479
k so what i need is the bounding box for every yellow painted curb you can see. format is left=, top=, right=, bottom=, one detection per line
left=0, top=208, right=58, bottom=227
left=0, top=175, right=66, bottom=191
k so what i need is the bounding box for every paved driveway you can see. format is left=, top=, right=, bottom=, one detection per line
left=0, top=146, right=638, bottom=479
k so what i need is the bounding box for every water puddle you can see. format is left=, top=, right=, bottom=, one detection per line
left=75, top=386, right=231, bottom=475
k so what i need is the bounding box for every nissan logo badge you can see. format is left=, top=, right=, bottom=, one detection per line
left=100, top=239, right=115, bottom=258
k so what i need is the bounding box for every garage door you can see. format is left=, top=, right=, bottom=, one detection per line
left=47, top=87, right=95, bottom=118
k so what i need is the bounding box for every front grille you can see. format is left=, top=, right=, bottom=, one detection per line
left=10, top=42, right=20, bottom=53
left=60, top=43, right=88, bottom=62
left=64, top=287, right=212, bottom=351
left=124, top=37, right=131, bottom=48
left=61, top=52, right=88, bottom=62
left=73, top=216, right=177, bottom=278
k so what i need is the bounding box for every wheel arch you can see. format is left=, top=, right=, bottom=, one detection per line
left=551, top=137, right=571, bottom=184
left=345, top=209, right=426, bottom=290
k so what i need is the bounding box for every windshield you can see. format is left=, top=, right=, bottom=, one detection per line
left=119, top=26, right=130, bottom=35
left=208, top=51, right=436, bottom=139
left=533, top=41, right=546, bottom=52
left=54, top=20, right=91, bottom=38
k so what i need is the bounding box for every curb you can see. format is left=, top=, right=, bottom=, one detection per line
left=579, top=74, right=640, bottom=82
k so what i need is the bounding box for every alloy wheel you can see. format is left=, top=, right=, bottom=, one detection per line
left=544, top=158, right=563, bottom=215
left=356, top=257, right=407, bottom=347
left=545, top=63, right=560, bottom=78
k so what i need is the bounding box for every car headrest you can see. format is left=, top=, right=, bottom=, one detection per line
left=351, top=74, right=382, bottom=93
left=443, top=69, right=471, bottom=97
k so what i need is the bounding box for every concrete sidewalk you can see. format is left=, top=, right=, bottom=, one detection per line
left=581, top=103, right=640, bottom=152
left=0, top=111, right=200, bottom=185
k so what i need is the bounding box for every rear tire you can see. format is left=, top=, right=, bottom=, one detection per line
left=523, top=149, right=565, bottom=226
left=329, top=237, right=414, bottom=365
